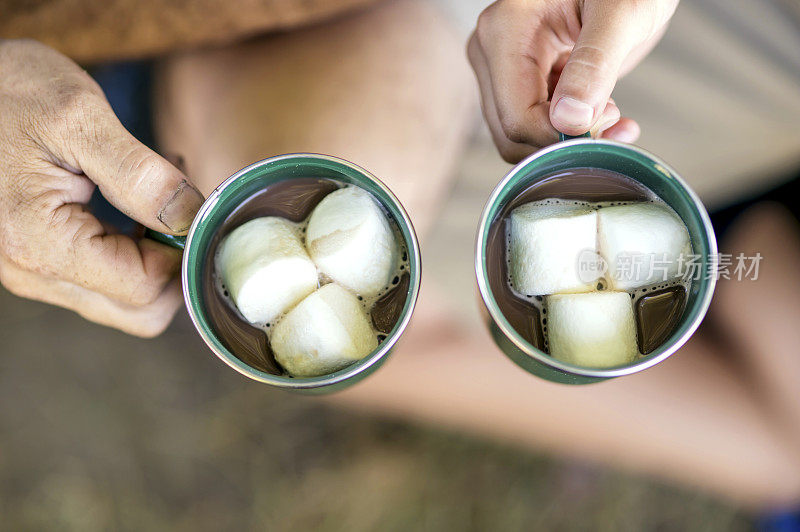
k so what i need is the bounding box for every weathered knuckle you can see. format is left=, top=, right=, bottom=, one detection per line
left=0, top=40, right=104, bottom=144
left=4, top=172, right=38, bottom=215
left=44, top=81, right=107, bottom=146
left=14, top=189, right=70, bottom=230
left=79, top=232, right=164, bottom=307
left=68, top=221, right=98, bottom=256
left=59, top=221, right=105, bottom=281
left=41, top=199, right=73, bottom=230
left=51, top=84, right=100, bottom=124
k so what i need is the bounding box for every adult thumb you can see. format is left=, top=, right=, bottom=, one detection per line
left=549, top=1, right=646, bottom=136
left=71, top=111, right=204, bottom=235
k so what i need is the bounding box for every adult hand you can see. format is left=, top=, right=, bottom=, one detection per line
left=468, top=0, right=678, bottom=162
left=0, top=40, right=204, bottom=337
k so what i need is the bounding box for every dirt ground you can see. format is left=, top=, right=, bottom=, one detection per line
left=0, top=291, right=749, bottom=530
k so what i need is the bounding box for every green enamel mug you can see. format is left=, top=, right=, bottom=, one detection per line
left=149, top=154, right=421, bottom=393
left=475, top=137, right=717, bottom=384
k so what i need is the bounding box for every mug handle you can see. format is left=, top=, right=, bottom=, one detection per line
left=559, top=132, right=592, bottom=142
left=145, top=229, right=186, bottom=251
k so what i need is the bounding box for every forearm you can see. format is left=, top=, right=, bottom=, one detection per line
left=0, top=0, right=376, bottom=63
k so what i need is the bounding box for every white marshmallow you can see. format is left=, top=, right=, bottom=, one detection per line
left=216, top=217, right=318, bottom=325
left=546, top=291, right=639, bottom=368
left=597, top=203, right=691, bottom=290
left=270, top=283, right=378, bottom=377
left=509, top=200, right=600, bottom=296
left=306, top=187, right=396, bottom=297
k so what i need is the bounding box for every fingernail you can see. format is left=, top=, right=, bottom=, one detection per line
left=553, top=97, right=594, bottom=129
left=158, top=180, right=204, bottom=233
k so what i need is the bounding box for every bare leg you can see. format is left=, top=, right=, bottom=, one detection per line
left=154, top=0, right=476, bottom=238
left=713, top=202, right=800, bottom=455
left=331, top=283, right=800, bottom=509
left=153, top=0, right=800, bottom=510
